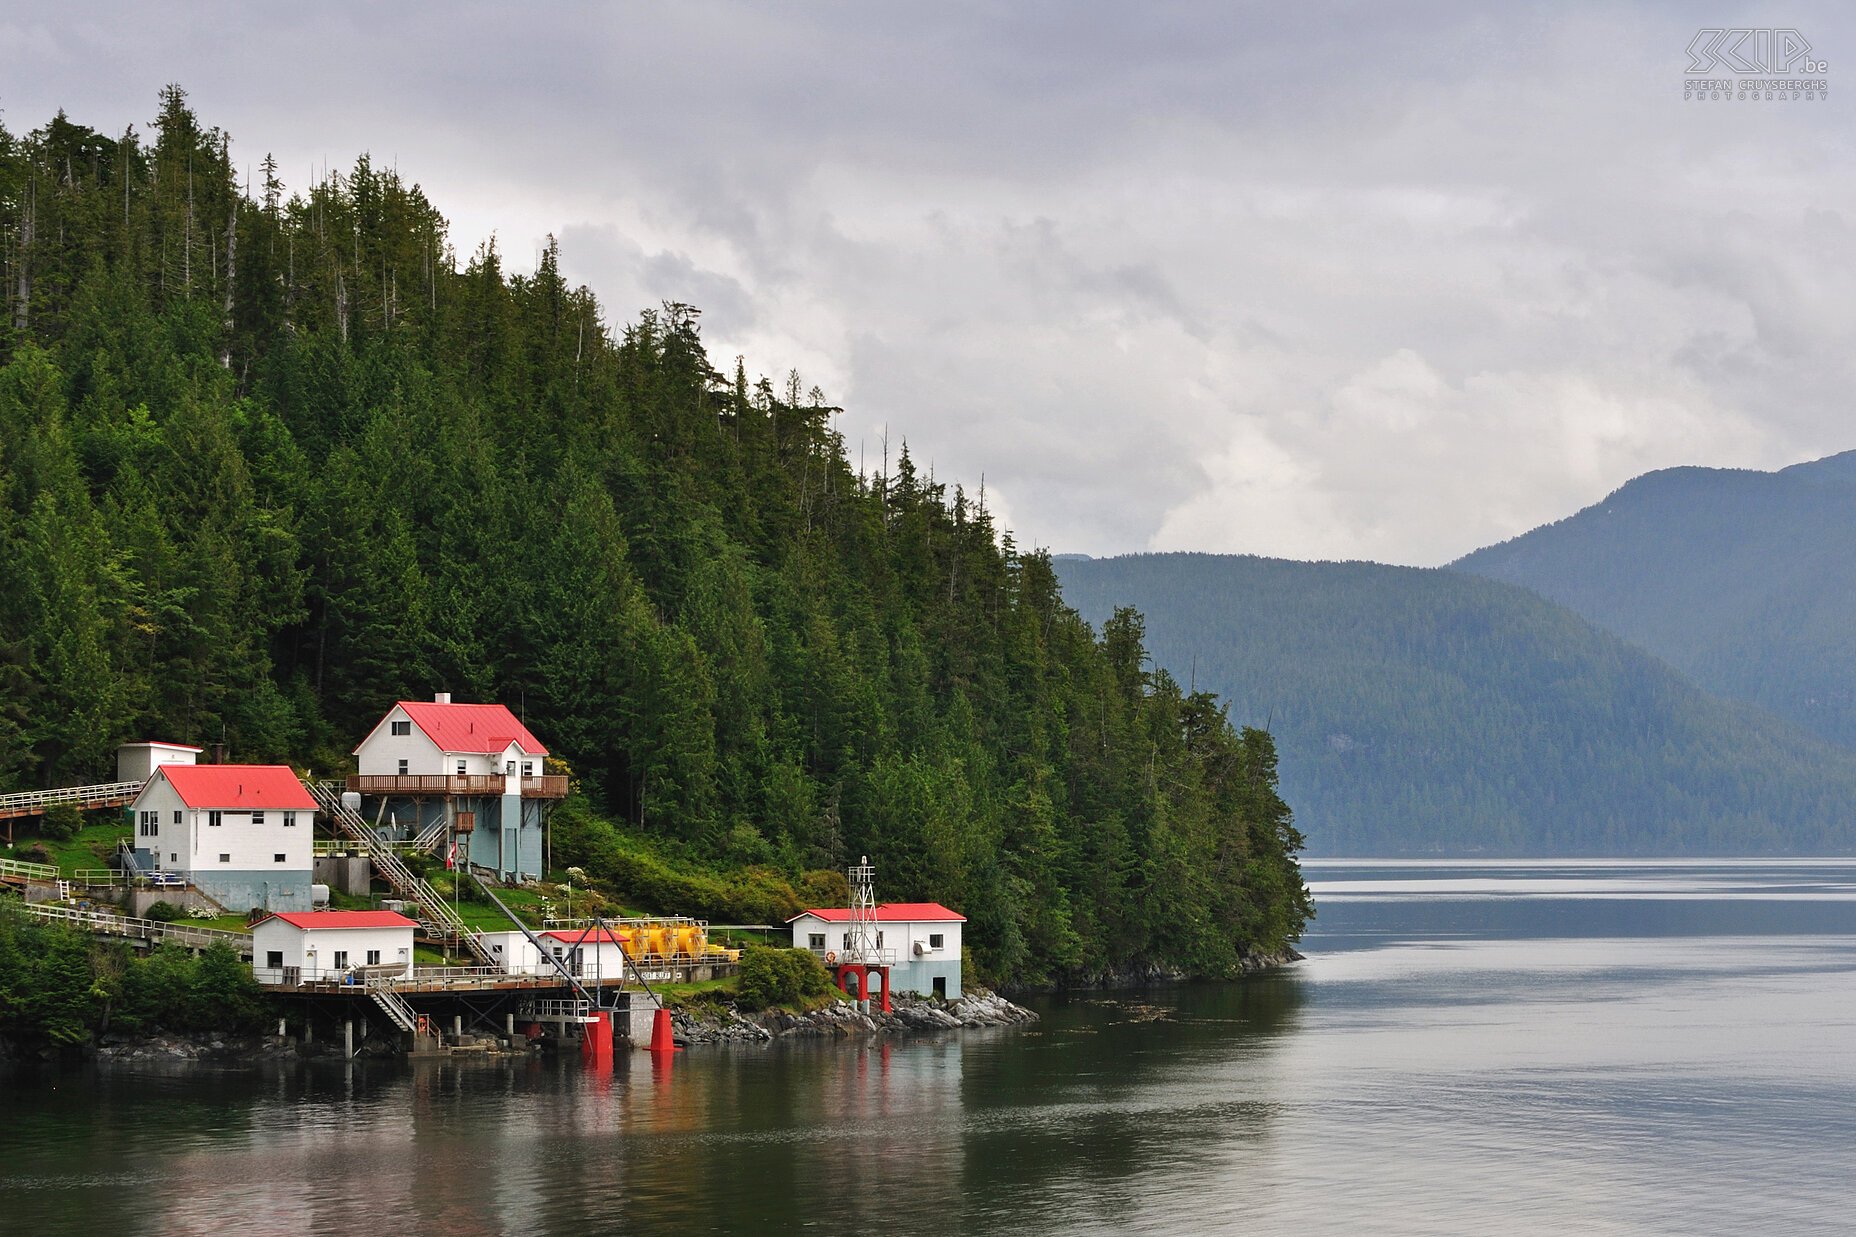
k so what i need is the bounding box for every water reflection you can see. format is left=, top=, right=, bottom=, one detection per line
left=9, top=860, right=1856, bottom=1234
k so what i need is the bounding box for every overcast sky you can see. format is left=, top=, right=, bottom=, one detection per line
left=6, top=3, right=1852, bottom=564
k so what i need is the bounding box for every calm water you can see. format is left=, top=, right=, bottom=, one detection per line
left=6, top=859, right=1856, bottom=1234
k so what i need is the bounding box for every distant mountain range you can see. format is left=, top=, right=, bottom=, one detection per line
left=1454, top=451, right=1856, bottom=750
left=1055, top=540, right=1856, bottom=855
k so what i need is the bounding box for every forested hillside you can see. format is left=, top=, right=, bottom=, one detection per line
left=1056, top=553, right=1856, bottom=854
left=0, top=90, right=1308, bottom=983
left=1455, top=453, right=1856, bottom=749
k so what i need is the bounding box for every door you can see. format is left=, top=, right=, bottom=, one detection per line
left=933, top=977, right=947, bottom=999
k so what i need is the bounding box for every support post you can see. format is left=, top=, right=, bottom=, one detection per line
left=453, top=1014, right=463, bottom=1041
left=344, top=1019, right=354, bottom=1059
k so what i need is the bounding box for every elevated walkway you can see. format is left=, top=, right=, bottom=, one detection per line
left=0, top=780, right=143, bottom=822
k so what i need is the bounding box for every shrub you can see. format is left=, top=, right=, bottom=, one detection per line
left=736, top=945, right=836, bottom=1011
left=144, top=901, right=183, bottom=922
left=41, top=802, right=82, bottom=842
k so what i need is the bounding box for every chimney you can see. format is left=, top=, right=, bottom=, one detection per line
left=434, top=691, right=452, bottom=705
left=208, top=742, right=228, bottom=765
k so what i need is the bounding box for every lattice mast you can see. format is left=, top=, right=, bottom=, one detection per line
left=845, top=855, right=877, bottom=964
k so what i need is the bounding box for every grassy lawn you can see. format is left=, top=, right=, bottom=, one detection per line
left=181, top=913, right=254, bottom=933
left=8, top=816, right=133, bottom=877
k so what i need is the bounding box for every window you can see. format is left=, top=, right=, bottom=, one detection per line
left=457, top=760, right=468, bottom=776
left=169, top=853, right=178, bottom=863
left=366, top=950, right=381, bottom=966
left=209, top=811, right=222, bottom=827
left=391, top=719, right=411, bottom=736
left=506, top=760, right=516, bottom=775
left=251, top=812, right=265, bottom=827
left=397, top=759, right=409, bottom=775
left=808, top=933, right=825, bottom=949
left=283, top=812, right=296, bottom=828
left=274, top=853, right=286, bottom=863
left=333, top=951, right=349, bottom=970
left=929, top=933, right=945, bottom=950
left=876, top=931, right=884, bottom=948
left=522, top=762, right=534, bottom=777
left=266, top=951, right=283, bottom=969
left=138, top=811, right=158, bottom=838
left=172, top=810, right=182, bottom=825
left=219, top=853, right=231, bottom=863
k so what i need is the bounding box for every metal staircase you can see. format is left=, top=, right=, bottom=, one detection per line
left=368, top=983, right=421, bottom=1033
left=304, top=781, right=495, bottom=966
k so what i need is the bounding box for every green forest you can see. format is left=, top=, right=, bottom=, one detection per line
left=1456, top=452, right=1856, bottom=751
left=0, top=90, right=1309, bottom=984
left=1056, top=553, right=1856, bottom=854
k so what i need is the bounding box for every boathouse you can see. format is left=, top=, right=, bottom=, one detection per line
left=128, top=764, right=316, bottom=912
left=251, top=910, right=418, bottom=984
left=348, top=694, right=566, bottom=881
left=788, top=903, right=965, bottom=999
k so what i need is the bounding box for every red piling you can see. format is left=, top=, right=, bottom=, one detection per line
left=648, top=1005, right=677, bottom=1053
left=581, top=1011, right=613, bottom=1066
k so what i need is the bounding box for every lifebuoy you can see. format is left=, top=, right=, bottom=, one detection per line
left=825, top=950, right=837, bottom=965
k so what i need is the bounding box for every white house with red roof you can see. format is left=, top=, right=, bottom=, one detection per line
left=349, top=693, right=566, bottom=881
left=128, top=764, right=317, bottom=912
left=251, top=910, right=418, bottom=984
left=787, top=902, right=966, bottom=999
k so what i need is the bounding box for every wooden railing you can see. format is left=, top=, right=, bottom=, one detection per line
left=346, top=773, right=505, bottom=796
left=344, top=773, right=569, bottom=799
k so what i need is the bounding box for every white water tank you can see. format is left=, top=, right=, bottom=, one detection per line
left=341, top=791, right=361, bottom=814
left=311, top=884, right=331, bottom=908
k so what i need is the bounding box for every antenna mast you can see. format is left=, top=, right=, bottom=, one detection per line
left=846, top=855, right=877, bottom=964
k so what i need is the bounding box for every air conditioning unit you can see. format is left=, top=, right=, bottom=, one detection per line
left=913, top=940, right=929, bottom=956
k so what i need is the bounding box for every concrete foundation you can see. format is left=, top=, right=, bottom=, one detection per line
left=313, top=856, right=373, bottom=897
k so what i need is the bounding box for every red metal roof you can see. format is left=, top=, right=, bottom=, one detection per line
left=156, top=764, right=316, bottom=810
left=261, top=911, right=418, bottom=930
left=540, top=928, right=629, bottom=944
left=787, top=902, right=966, bottom=923
left=356, top=700, right=549, bottom=757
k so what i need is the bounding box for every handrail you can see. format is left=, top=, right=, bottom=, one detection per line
left=0, top=779, right=144, bottom=814
left=0, top=854, right=60, bottom=881
left=306, top=781, right=495, bottom=966
left=11, top=902, right=252, bottom=954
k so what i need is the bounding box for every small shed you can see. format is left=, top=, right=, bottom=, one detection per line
left=539, top=927, right=631, bottom=984
left=479, top=930, right=550, bottom=976
left=116, top=741, right=202, bottom=784
left=252, top=910, right=418, bottom=984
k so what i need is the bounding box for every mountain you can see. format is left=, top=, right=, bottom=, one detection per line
left=1054, top=553, right=1856, bottom=855
left=1454, top=453, right=1856, bottom=748
left=0, top=91, right=1309, bottom=983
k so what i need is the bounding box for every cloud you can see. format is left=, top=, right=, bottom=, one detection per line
left=7, top=1, right=1853, bottom=563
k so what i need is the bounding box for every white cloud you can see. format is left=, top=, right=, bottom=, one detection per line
left=7, top=1, right=1853, bottom=564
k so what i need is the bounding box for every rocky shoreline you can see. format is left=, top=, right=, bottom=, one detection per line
left=671, top=986, right=1038, bottom=1046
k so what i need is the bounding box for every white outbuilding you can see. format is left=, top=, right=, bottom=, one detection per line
left=251, top=910, right=418, bottom=984
left=788, top=902, right=966, bottom=999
